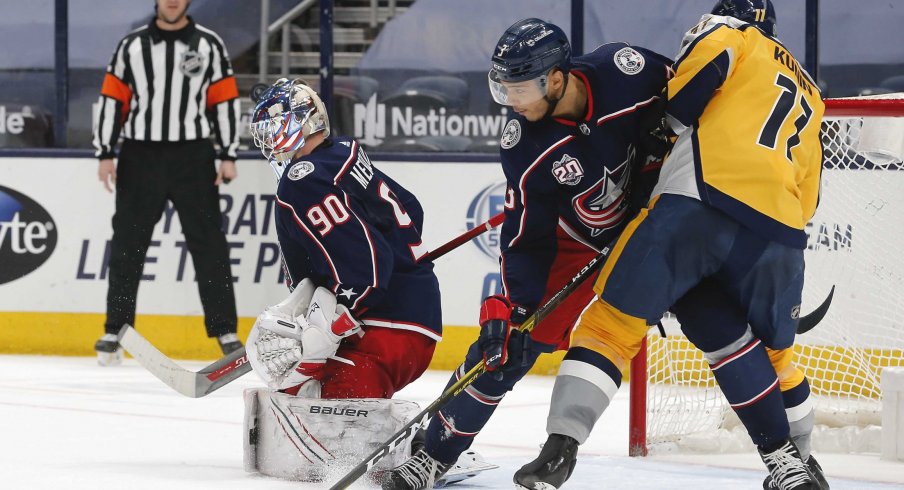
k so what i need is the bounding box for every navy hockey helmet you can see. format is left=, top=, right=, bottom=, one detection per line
left=488, top=18, right=571, bottom=106
left=712, top=0, right=776, bottom=36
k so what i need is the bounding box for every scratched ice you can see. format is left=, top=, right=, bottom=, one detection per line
left=0, top=355, right=901, bottom=489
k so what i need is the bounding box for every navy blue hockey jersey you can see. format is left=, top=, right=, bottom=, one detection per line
left=274, top=136, right=442, bottom=341
left=499, top=43, right=672, bottom=311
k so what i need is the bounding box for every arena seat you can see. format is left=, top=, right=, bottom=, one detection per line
left=378, top=135, right=472, bottom=152
left=381, top=75, right=469, bottom=111
left=858, top=87, right=895, bottom=96
left=331, top=75, right=380, bottom=136
left=0, top=104, right=53, bottom=148
left=879, top=75, right=904, bottom=93
left=466, top=137, right=499, bottom=153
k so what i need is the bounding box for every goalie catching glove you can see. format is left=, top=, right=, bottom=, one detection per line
left=247, top=280, right=362, bottom=391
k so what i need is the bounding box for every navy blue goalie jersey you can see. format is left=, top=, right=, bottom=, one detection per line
left=499, top=43, right=672, bottom=311
left=274, top=136, right=441, bottom=341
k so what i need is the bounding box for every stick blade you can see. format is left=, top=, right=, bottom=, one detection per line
left=798, top=285, right=835, bottom=334
left=117, top=325, right=200, bottom=397
left=196, top=347, right=252, bottom=397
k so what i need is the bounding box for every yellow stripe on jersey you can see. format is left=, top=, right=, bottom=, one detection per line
left=592, top=196, right=658, bottom=296
left=668, top=23, right=825, bottom=248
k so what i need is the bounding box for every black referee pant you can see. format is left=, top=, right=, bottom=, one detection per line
left=104, top=139, right=237, bottom=338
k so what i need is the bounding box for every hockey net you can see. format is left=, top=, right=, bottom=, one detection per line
left=629, top=95, right=904, bottom=456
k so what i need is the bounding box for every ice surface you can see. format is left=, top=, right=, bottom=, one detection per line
left=0, top=355, right=901, bottom=489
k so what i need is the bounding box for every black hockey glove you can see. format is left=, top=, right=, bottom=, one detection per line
left=637, top=95, right=674, bottom=160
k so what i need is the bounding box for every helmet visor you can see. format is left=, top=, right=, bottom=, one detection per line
left=488, top=70, right=549, bottom=107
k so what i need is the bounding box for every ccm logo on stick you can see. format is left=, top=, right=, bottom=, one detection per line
left=309, top=406, right=369, bottom=417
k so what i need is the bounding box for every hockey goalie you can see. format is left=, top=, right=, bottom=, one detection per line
left=243, top=78, right=438, bottom=482
left=243, top=79, right=494, bottom=484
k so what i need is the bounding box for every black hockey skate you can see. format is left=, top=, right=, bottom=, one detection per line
left=94, top=333, right=123, bottom=366
left=217, top=333, right=243, bottom=354
left=382, top=448, right=451, bottom=490
left=514, top=434, right=579, bottom=490
left=758, top=439, right=820, bottom=490
left=764, top=455, right=829, bottom=490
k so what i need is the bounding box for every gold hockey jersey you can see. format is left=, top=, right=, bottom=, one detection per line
left=655, top=15, right=825, bottom=248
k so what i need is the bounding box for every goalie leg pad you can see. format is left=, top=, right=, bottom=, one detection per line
left=243, top=388, right=420, bottom=481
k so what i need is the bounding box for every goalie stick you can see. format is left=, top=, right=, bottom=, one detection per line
left=118, top=324, right=250, bottom=398
left=328, top=260, right=836, bottom=489
left=116, top=212, right=505, bottom=398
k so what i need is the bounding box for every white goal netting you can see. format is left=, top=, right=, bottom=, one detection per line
left=639, top=95, right=904, bottom=455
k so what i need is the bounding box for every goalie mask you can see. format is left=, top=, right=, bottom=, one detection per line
left=250, top=78, right=330, bottom=179
left=488, top=18, right=571, bottom=107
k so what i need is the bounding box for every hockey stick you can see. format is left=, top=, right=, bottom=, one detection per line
left=327, top=244, right=614, bottom=490
left=117, top=325, right=251, bottom=398
left=423, top=212, right=503, bottom=262
left=116, top=213, right=505, bottom=398
left=798, top=285, right=834, bottom=334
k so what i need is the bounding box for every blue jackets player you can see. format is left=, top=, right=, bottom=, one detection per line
left=245, top=79, right=441, bottom=400
left=493, top=40, right=671, bottom=341
left=383, top=19, right=672, bottom=490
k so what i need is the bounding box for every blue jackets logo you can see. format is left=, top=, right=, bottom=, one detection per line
left=573, top=160, right=630, bottom=236
left=0, top=185, right=57, bottom=285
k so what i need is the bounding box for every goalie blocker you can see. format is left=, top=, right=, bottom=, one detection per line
left=244, top=389, right=420, bottom=481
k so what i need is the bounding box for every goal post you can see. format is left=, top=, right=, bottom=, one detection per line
left=629, top=95, right=904, bottom=456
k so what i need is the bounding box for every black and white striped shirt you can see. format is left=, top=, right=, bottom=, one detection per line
left=93, top=17, right=240, bottom=160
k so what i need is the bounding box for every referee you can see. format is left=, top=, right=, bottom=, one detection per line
left=92, top=0, right=241, bottom=365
